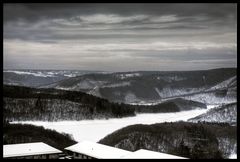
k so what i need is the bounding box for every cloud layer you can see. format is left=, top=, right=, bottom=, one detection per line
left=3, top=3, right=237, bottom=71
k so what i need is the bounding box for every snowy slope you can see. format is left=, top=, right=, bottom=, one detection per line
left=208, top=76, right=237, bottom=90
left=188, top=103, right=237, bottom=124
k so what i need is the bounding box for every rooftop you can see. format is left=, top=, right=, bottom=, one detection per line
left=121, top=149, right=188, bottom=159
left=65, top=141, right=188, bottom=159
left=65, top=141, right=131, bottom=159
left=3, top=142, right=62, bottom=158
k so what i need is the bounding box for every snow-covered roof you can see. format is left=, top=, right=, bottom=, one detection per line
left=65, top=141, right=188, bottom=159
left=3, top=142, right=62, bottom=158
left=65, top=141, right=131, bottom=159
left=121, top=149, right=188, bottom=159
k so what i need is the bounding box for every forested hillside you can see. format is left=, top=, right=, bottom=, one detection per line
left=3, top=122, right=77, bottom=151
left=188, top=102, right=237, bottom=125
left=99, top=122, right=236, bottom=159
left=3, top=85, right=135, bottom=121
left=4, top=85, right=209, bottom=121
left=135, top=98, right=206, bottom=113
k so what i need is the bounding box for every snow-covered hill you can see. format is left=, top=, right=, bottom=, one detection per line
left=98, top=122, right=236, bottom=159
left=188, top=103, right=237, bottom=125
left=36, top=68, right=237, bottom=105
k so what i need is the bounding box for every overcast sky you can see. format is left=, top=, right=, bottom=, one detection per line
left=3, top=3, right=237, bottom=71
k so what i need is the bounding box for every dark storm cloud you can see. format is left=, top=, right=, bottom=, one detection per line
left=3, top=3, right=237, bottom=71
left=4, top=3, right=236, bottom=22
left=4, top=3, right=237, bottom=38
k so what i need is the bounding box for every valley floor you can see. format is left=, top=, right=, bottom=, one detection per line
left=12, top=105, right=217, bottom=142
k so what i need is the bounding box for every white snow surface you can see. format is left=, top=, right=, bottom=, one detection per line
left=154, top=87, right=162, bottom=98
left=229, top=153, right=237, bottom=159
left=157, top=76, right=186, bottom=82
left=117, top=73, right=141, bottom=79
left=3, top=142, right=62, bottom=158
left=63, top=74, right=77, bottom=77
left=4, top=70, right=55, bottom=77
left=121, top=149, right=187, bottom=159
left=12, top=106, right=216, bottom=143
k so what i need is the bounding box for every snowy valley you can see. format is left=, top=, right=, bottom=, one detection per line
left=3, top=68, right=237, bottom=159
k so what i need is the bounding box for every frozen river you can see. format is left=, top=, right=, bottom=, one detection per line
left=12, top=105, right=217, bottom=142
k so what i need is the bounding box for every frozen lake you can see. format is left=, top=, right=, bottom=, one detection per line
left=12, top=105, right=217, bottom=142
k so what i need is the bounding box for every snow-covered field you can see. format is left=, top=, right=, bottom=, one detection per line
left=12, top=106, right=216, bottom=143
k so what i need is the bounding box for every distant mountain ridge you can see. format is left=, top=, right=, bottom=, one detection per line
left=4, top=68, right=236, bottom=105
left=3, top=70, right=105, bottom=87
left=39, top=68, right=236, bottom=104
